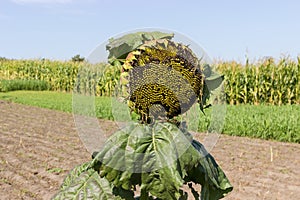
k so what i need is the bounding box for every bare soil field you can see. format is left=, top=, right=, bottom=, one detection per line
left=0, top=100, right=299, bottom=200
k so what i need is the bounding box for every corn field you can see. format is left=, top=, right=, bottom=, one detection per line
left=0, top=59, right=78, bottom=92
left=0, top=59, right=121, bottom=96
left=1, top=57, right=299, bottom=105
left=74, top=62, right=121, bottom=96
left=217, top=57, right=300, bottom=105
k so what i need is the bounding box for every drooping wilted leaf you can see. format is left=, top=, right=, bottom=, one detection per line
left=106, top=31, right=174, bottom=61
left=184, top=140, right=233, bottom=200
left=203, top=64, right=224, bottom=91
left=201, top=64, right=225, bottom=109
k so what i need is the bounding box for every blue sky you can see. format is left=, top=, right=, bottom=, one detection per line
left=1, top=0, right=300, bottom=62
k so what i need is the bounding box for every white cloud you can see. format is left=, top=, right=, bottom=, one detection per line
left=11, top=0, right=74, bottom=4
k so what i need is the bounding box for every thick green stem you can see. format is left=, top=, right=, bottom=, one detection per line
left=140, top=188, right=149, bottom=200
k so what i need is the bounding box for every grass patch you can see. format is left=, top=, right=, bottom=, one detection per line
left=0, top=91, right=299, bottom=143
left=224, top=105, right=300, bottom=143
left=0, top=91, right=113, bottom=119
left=0, top=91, right=73, bottom=112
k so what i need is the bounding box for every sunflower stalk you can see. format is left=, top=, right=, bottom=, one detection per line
left=55, top=31, right=232, bottom=200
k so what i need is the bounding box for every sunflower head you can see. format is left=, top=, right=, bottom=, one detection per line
left=121, top=39, right=204, bottom=123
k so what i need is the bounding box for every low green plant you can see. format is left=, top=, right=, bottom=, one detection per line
left=223, top=104, right=300, bottom=143
left=0, top=79, right=49, bottom=92
left=47, top=167, right=64, bottom=174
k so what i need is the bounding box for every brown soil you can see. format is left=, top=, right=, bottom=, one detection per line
left=0, top=100, right=299, bottom=200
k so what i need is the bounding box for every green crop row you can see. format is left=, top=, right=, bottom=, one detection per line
left=1, top=57, right=300, bottom=105
left=217, top=57, right=300, bottom=105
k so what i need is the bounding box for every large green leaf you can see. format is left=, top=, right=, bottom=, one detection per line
left=106, top=31, right=174, bottom=61
left=92, top=122, right=232, bottom=199
left=139, top=123, right=188, bottom=200
left=53, top=162, right=133, bottom=200
left=92, top=122, right=191, bottom=199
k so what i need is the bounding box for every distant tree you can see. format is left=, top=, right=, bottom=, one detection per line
left=0, top=57, right=8, bottom=61
left=71, top=54, right=85, bottom=62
